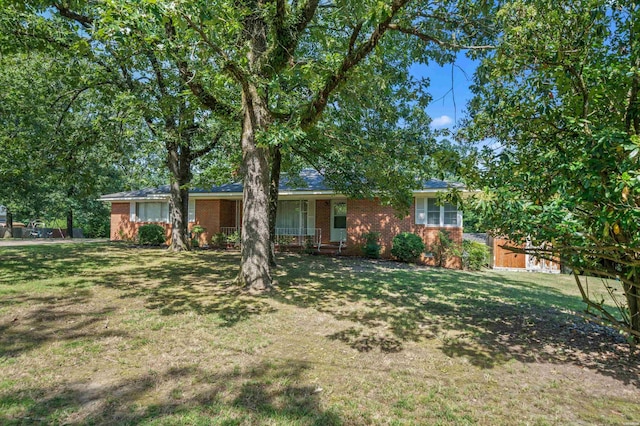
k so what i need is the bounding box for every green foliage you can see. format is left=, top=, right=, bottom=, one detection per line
left=391, top=233, right=425, bottom=263
left=430, top=230, right=461, bottom=268
left=190, top=225, right=206, bottom=248
left=138, top=224, right=166, bottom=246
left=361, top=232, right=381, bottom=259
left=460, top=0, right=640, bottom=337
left=303, top=236, right=316, bottom=255
left=212, top=232, right=227, bottom=249
left=226, top=231, right=241, bottom=248
left=462, top=240, right=489, bottom=271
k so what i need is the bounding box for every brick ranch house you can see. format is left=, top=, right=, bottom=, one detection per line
left=100, top=169, right=464, bottom=268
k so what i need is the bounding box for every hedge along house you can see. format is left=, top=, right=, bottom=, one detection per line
left=100, top=169, right=464, bottom=268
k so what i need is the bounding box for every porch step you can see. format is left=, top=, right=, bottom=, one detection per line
left=317, top=244, right=346, bottom=255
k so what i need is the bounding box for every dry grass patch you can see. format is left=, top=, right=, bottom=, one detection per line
left=0, top=243, right=638, bottom=425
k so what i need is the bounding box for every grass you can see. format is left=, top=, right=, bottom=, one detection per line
left=0, top=242, right=638, bottom=425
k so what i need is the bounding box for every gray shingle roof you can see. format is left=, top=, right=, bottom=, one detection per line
left=100, top=169, right=461, bottom=200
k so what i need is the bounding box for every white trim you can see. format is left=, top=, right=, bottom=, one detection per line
left=134, top=201, right=170, bottom=223
left=414, top=196, right=462, bottom=228
left=101, top=196, right=170, bottom=202
left=330, top=199, right=348, bottom=242
left=129, top=202, right=136, bottom=222
left=188, top=199, right=196, bottom=222
left=103, top=188, right=467, bottom=202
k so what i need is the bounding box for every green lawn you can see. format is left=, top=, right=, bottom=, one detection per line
left=1, top=243, right=638, bottom=425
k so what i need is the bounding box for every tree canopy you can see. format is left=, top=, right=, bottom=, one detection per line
left=461, top=0, right=640, bottom=339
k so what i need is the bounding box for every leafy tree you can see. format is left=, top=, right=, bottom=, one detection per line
left=5, top=1, right=494, bottom=289
left=1, top=3, right=236, bottom=250
left=461, top=0, right=640, bottom=339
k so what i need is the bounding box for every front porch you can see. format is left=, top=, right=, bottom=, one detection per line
left=219, top=226, right=347, bottom=253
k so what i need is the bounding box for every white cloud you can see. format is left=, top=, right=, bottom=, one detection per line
left=430, top=115, right=453, bottom=128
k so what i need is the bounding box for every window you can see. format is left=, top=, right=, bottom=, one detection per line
left=415, top=197, right=460, bottom=227
left=443, top=202, right=458, bottom=226
left=426, top=198, right=440, bottom=225
left=333, top=201, right=347, bottom=229
left=276, top=200, right=314, bottom=235
left=135, top=202, right=169, bottom=223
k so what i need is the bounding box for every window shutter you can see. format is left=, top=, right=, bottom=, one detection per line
left=130, top=202, right=136, bottom=222
left=415, top=197, right=425, bottom=225
left=307, top=199, right=316, bottom=235
left=188, top=199, right=196, bottom=222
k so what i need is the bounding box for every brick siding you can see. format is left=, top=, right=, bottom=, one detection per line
left=346, top=198, right=462, bottom=268
left=109, top=197, right=462, bottom=268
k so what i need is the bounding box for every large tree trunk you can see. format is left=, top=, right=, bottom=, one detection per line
left=166, top=142, right=192, bottom=251
left=168, top=179, right=190, bottom=251
left=239, top=86, right=272, bottom=291
left=268, top=145, right=282, bottom=268
left=5, top=210, right=13, bottom=238
left=624, top=279, right=640, bottom=340
left=66, top=209, right=73, bottom=239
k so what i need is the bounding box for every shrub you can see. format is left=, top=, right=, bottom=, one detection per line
left=227, top=231, right=241, bottom=248
left=212, top=232, right=227, bottom=249
left=431, top=230, right=461, bottom=268
left=190, top=225, right=206, bottom=248
left=303, top=236, right=316, bottom=255
left=391, top=232, right=425, bottom=263
left=462, top=240, right=490, bottom=271
left=138, top=224, right=166, bottom=246
left=362, top=232, right=381, bottom=259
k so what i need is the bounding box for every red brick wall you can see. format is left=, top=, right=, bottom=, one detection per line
left=219, top=200, right=237, bottom=228
left=109, top=202, right=171, bottom=243
left=345, top=198, right=462, bottom=268
left=110, top=203, right=136, bottom=241
left=194, top=199, right=221, bottom=245
left=109, top=197, right=462, bottom=268
left=315, top=200, right=332, bottom=244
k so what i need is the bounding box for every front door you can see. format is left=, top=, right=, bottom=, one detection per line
left=330, top=200, right=347, bottom=242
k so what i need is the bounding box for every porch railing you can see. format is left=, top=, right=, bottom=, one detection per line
left=218, top=226, right=323, bottom=250
left=220, top=227, right=239, bottom=237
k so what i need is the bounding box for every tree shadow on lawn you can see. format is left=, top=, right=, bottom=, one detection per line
left=0, top=244, right=275, bottom=328
left=0, top=243, right=132, bottom=286
left=90, top=251, right=277, bottom=327
left=273, top=255, right=640, bottom=388
left=0, top=290, right=127, bottom=358
left=0, top=359, right=340, bottom=425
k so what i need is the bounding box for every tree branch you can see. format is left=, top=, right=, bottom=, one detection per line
left=164, top=19, right=238, bottom=119
left=189, top=128, right=225, bottom=161
left=54, top=4, right=94, bottom=28
left=300, top=0, right=410, bottom=129
left=387, top=24, right=494, bottom=50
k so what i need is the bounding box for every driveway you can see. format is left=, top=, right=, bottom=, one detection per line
left=0, top=238, right=109, bottom=247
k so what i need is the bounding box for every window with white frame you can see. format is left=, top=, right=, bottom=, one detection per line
left=426, top=198, right=440, bottom=225
left=415, top=197, right=460, bottom=227
left=276, top=200, right=315, bottom=235
left=135, top=202, right=169, bottom=223
left=443, top=202, right=458, bottom=225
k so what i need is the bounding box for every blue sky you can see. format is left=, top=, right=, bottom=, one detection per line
left=411, top=55, right=479, bottom=130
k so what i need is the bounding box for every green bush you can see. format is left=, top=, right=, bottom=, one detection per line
left=362, top=232, right=381, bottom=259
left=190, top=225, right=206, bottom=248
left=431, top=230, right=462, bottom=268
left=138, top=224, right=166, bottom=246
left=227, top=231, right=241, bottom=248
left=303, top=236, right=316, bottom=255
left=212, top=232, right=227, bottom=249
left=462, top=240, right=490, bottom=271
left=391, top=232, right=425, bottom=263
